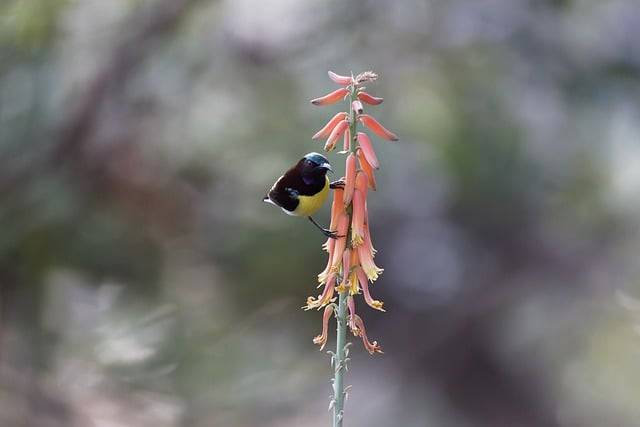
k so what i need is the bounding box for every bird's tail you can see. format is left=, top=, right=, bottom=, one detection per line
left=263, top=195, right=275, bottom=205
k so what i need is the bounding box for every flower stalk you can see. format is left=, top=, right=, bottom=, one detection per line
left=306, top=70, right=396, bottom=426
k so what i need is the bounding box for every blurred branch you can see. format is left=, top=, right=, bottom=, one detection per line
left=54, top=0, right=204, bottom=164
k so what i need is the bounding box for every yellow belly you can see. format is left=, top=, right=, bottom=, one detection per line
left=292, top=177, right=330, bottom=217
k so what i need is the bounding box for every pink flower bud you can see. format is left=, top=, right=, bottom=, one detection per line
left=352, top=100, right=364, bottom=114
left=328, top=71, right=353, bottom=86
left=312, top=112, right=348, bottom=140
left=357, top=92, right=384, bottom=105
left=359, top=114, right=398, bottom=141
left=310, top=88, right=349, bottom=106
left=356, top=132, right=379, bottom=169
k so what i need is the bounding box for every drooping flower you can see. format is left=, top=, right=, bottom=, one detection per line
left=330, top=213, right=350, bottom=273
left=359, top=114, right=398, bottom=141
left=313, top=304, right=335, bottom=350
left=356, top=267, right=385, bottom=312
left=357, top=148, right=377, bottom=191
left=358, top=230, right=383, bottom=282
left=305, top=272, right=336, bottom=310
left=336, top=249, right=351, bottom=293
left=318, top=236, right=335, bottom=284
left=351, top=188, right=366, bottom=247
left=351, top=171, right=369, bottom=248
left=356, top=132, right=379, bottom=169
left=350, top=314, right=383, bottom=355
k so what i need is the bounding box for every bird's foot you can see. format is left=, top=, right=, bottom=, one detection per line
left=322, top=228, right=343, bottom=239
left=330, top=179, right=346, bottom=190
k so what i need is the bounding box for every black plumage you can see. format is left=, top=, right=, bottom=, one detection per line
left=264, top=152, right=341, bottom=238
left=264, top=152, right=332, bottom=214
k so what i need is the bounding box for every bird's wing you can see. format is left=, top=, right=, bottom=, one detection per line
left=265, top=175, right=300, bottom=212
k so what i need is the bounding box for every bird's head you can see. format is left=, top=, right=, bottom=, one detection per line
left=298, top=152, right=333, bottom=179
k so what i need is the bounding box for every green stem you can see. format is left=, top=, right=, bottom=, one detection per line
left=331, top=82, right=359, bottom=427
left=332, top=291, right=348, bottom=427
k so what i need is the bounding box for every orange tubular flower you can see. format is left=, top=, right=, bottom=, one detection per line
left=336, top=249, right=352, bottom=292
left=351, top=188, right=366, bottom=247
left=356, top=132, right=380, bottom=169
left=356, top=268, right=385, bottom=311
left=357, top=91, right=384, bottom=105
left=327, top=187, right=345, bottom=236
left=330, top=213, right=350, bottom=273
left=351, top=172, right=369, bottom=247
left=328, top=70, right=353, bottom=86
left=318, top=236, right=335, bottom=284
left=343, top=153, right=357, bottom=205
left=324, top=119, right=349, bottom=151
left=359, top=114, right=398, bottom=141
left=313, top=305, right=334, bottom=350
left=312, top=112, right=348, bottom=140
left=311, top=87, right=349, bottom=106
left=357, top=148, right=377, bottom=191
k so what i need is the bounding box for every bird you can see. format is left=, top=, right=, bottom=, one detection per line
left=264, top=152, right=344, bottom=238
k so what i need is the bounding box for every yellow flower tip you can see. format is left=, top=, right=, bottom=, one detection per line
left=348, top=271, right=359, bottom=295
left=349, top=324, right=360, bottom=336
left=351, top=233, right=364, bottom=247
left=336, top=283, right=348, bottom=293
left=364, top=266, right=383, bottom=282
left=303, top=296, right=320, bottom=310
left=369, top=300, right=386, bottom=312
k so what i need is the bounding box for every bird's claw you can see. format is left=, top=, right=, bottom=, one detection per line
left=323, top=229, right=343, bottom=239
left=330, top=179, right=346, bottom=190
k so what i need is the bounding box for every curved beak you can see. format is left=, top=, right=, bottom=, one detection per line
left=320, top=162, right=333, bottom=173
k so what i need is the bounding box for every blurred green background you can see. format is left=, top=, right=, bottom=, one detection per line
left=2, top=0, right=640, bottom=426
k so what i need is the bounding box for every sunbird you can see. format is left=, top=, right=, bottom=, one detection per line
left=264, top=152, right=344, bottom=238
